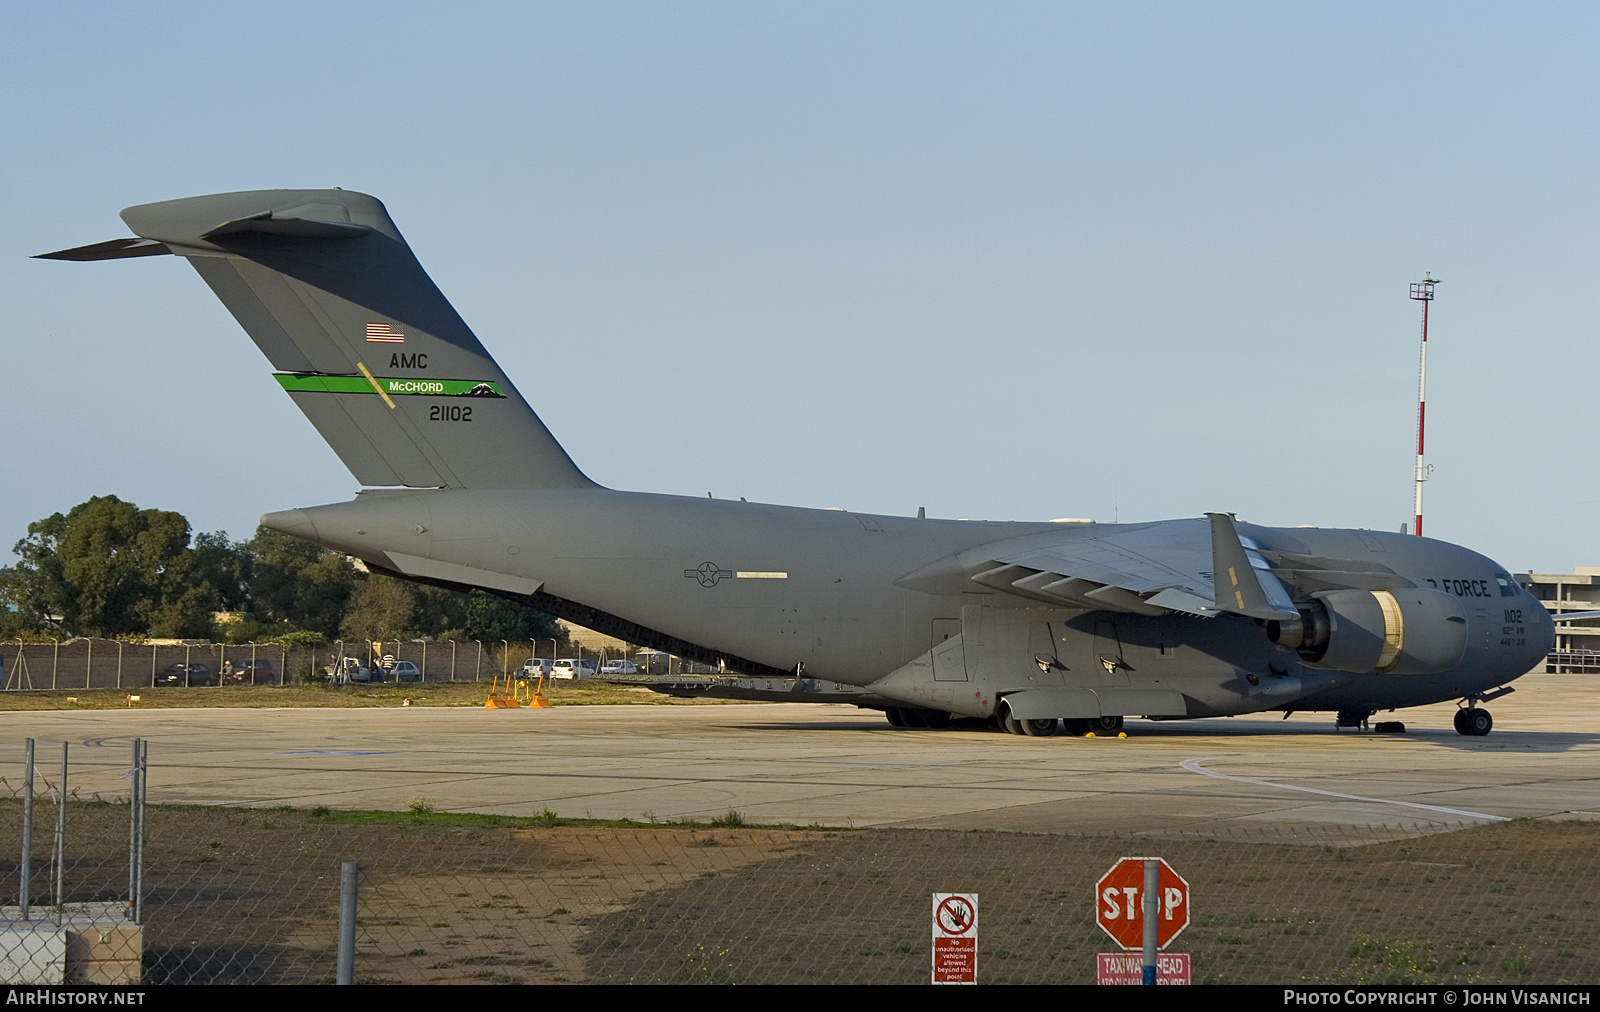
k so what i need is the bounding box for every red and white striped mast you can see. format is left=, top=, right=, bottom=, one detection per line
left=1408, top=274, right=1440, bottom=536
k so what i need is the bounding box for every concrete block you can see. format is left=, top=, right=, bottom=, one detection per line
left=65, top=924, right=141, bottom=984
left=0, top=922, right=66, bottom=984
left=0, top=904, right=142, bottom=985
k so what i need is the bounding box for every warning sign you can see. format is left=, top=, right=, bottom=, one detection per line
left=932, top=893, right=977, bottom=984
left=1096, top=952, right=1192, bottom=985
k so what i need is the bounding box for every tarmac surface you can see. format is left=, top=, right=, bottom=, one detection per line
left=1, top=673, right=1596, bottom=838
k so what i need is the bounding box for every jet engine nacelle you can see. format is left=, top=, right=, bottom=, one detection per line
left=1266, top=588, right=1468, bottom=675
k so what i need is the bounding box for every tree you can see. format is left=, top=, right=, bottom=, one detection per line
left=462, top=590, right=559, bottom=643
left=242, top=526, right=360, bottom=638
left=339, top=575, right=416, bottom=643
left=9, top=495, right=216, bottom=637
left=191, top=531, right=250, bottom=613
left=0, top=567, right=26, bottom=638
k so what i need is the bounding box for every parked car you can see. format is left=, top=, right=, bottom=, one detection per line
left=351, top=663, right=385, bottom=683
left=634, top=650, right=673, bottom=676
left=155, top=663, right=215, bottom=687
left=391, top=661, right=421, bottom=683
left=225, top=658, right=276, bottom=684
left=521, top=658, right=552, bottom=678
left=599, top=659, right=638, bottom=675
left=551, top=658, right=597, bottom=680
left=327, top=657, right=378, bottom=683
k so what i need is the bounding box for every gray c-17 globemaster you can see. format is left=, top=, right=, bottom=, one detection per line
left=40, top=188, right=1556, bottom=737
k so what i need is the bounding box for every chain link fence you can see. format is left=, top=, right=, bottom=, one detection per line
left=0, top=741, right=1596, bottom=984
left=0, top=639, right=698, bottom=691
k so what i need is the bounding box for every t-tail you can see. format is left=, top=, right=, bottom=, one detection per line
left=37, top=189, right=594, bottom=491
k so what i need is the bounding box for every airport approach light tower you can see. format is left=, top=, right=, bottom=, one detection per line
left=1409, top=274, right=1441, bottom=536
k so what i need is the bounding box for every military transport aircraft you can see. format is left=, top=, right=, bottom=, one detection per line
left=40, top=189, right=1555, bottom=737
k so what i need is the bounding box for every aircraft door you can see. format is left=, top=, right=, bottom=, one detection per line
left=931, top=618, right=966, bottom=681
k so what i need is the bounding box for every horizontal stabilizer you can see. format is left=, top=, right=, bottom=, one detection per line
left=33, top=237, right=171, bottom=261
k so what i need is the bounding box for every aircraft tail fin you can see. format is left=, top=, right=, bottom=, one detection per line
left=43, top=189, right=594, bottom=491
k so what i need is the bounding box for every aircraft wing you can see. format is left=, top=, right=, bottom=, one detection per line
left=980, top=521, right=1222, bottom=617
left=905, top=514, right=1382, bottom=621
left=1551, top=610, right=1600, bottom=624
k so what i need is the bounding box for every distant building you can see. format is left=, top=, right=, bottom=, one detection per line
left=555, top=620, right=632, bottom=656
left=1524, top=568, right=1600, bottom=673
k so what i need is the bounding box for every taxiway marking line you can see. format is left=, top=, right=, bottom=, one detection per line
left=1180, top=757, right=1508, bottom=822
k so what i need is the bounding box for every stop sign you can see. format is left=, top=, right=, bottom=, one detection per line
left=1096, top=857, right=1190, bottom=951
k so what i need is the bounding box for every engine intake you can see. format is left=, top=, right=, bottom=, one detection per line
left=1266, top=588, right=1468, bottom=674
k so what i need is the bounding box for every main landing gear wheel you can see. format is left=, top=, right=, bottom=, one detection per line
left=1022, top=718, right=1058, bottom=737
left=1087, top=715, right=1124, bottom=734
left=1455, top=707, right=1493, bottom=736
left=885, top=707, right=905, bottom=727
left=1001, top=705, right=1027, bottom=735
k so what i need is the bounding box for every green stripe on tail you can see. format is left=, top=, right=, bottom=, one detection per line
left=275, top=374, right=506, bottom=398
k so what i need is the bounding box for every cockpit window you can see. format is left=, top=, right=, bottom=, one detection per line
left=1496, top=573, right=1519, bottom=597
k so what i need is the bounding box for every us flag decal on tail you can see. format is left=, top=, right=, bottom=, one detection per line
left=366, top=322, right=405, bottom=343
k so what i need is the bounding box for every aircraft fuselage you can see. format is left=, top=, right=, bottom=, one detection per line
left=264, top=488, right=1551, bottom=721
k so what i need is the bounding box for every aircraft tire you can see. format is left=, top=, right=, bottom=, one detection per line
left=1000, top=704, right=1027, bottom=736
left=885, top=707, right=906, bottom=727
left=1461, top=708, right=1493, bottom=737
left=921, top=710, right=952, bottom=729
left=1088, top=715, right=1124, bottom=733
left=1452, top=708, right=1469, bottom=734
left=1335, top=709, right=1372, bottom=730
left=1061, top=718, right=1091, bottom=736
left=1021, top=718, right=1058, bottom=737
left=901, top=708, right=929, bottom=729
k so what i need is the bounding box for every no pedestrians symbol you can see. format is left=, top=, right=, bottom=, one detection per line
left=932, top=893, right=977, bottom=984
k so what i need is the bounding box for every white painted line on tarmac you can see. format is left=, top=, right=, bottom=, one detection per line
left=1180, top=758, right=1508, bottom=822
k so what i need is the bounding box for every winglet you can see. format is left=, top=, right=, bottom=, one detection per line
left=1208, top=512, right=1298, bottom=621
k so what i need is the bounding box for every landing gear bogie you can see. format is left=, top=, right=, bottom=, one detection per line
left=1002, top=706, right=1026, bottom=735
left=885, top=706, right=955, bottom=729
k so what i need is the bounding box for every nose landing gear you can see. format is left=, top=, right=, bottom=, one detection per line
left=1454, top=706, right=1493, bottom=737
left=1453, top=686, right=1514, bottom=737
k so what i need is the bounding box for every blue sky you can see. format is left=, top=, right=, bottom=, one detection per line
left=4, top=2, right=1595, bottom=573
